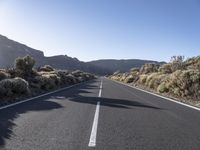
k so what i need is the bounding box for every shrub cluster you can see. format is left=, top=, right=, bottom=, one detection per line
left=0, top=55, right=95, bottom=101
left=0, top=77, right=29, bottom=96
left=110, top=55, right=200, bottom=100
left=39, top=65, right=54, bottom=72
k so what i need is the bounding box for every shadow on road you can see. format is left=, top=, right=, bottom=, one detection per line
left=0, top=79, right=161, bottom=148
left=71, top=96, right=161, bottom=109
left=53, top=94, right=161, bottom=110
left=0, top=95, right=63, bottom=147
left=52, top=83, right=161, bottom=110
left=0, top=80, right=97, bottom=147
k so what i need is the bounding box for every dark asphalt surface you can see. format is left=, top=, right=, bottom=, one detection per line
left=0, top=78, right=200, bottom=150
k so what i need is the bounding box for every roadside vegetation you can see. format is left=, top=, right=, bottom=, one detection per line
left=0, top=55, right=95, bottom=105
left=109, top=56, right=200, bottom=107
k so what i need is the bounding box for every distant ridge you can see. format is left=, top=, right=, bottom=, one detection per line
left=88, top=59, right=165, bottom=73
left=0, top=35, right=110, bottom=75
left=0, top=34, right=164, bottom=75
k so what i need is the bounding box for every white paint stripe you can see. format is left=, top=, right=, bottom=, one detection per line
left=88, top=80, right=102, bottom=147
left=98, top=81, right=102, bottom=97
left=0, top=81, right=91, bottom=111
left=110, top=79, right=200, bottom=111
left=88, top=101, right=100, bottom=147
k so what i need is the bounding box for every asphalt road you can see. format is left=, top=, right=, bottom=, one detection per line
left=0, top=78, right=200, bottom=150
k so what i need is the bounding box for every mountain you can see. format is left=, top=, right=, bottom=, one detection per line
left=0, top=35, right=45, bottom=67
left=88, top=59, right=165, bottom=73
left=0, top=35, right=110, bottom=75
left=0, top=34, right=163, bottom=75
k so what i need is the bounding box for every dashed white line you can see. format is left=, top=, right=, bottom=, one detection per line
left=88, top=80, right=102, bottom=147
left=98, top=81, right=102, bottom=97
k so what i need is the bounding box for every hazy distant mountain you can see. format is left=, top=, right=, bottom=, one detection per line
left=0, top=35, right=110, bottom=75
left=88, top=59, right=165, bottom=73
left=0, top=34, right=163, bottom=75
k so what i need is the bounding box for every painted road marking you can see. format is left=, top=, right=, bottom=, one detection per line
left=88, top=80, right=102, bottom=147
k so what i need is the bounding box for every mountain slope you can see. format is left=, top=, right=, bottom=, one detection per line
left=0, top=34, right=163, bottom=74
left=0, top=35, right=110, bottom=74
left=0, top=35, right=45, bottom=67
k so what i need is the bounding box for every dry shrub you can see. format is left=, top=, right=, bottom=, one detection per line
left=124, top=71, right=139, bottom=83
left=71, top=70, right=83, bottom=77
left=6, top=68, right=16, bottom=78
left=130, top=68, right=140, bottom=73
left=109, top=55, right=200, bottom=101
left=15, top=55, right=35, bottom=73
left=39, top=65, right=54, bottom=72
left=157, top=82, right=169, bottom=93
left=64, top=74, right=78, bottom=84
left=159, top=64, right=172, bottom=74
left=34, top=73, right=61, bottom=90
left=185, top=56, right=200, bottom=70
left=170, top=56, right=185, bottom=72
left=57, top=70, right=70, bottom=84
left=110, top=75, right=121, bottom=81
left=164, top=70, right=200, bottom=98
left=0, top=70, right=10, bottom=81
left=138, top=74, right=148, bottom=84
left=113, top=70, right=121, bottom=75
left=124, top=75, right=135, bottom=83
left=140, top=63, right=159, bottom=74
left=0, top=77, right=29, bottom=96
left=120, top=73, right=129, bottom=82
left=145, top=73, right=168, bottom=90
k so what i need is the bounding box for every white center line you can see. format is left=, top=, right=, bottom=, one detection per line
left=88, top=80, right=102, bottom=147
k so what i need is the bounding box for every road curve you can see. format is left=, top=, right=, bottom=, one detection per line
left=0, top=78, right=200, bottom=150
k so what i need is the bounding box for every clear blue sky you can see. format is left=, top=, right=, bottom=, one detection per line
left=0, top=0, right=199, bottom=62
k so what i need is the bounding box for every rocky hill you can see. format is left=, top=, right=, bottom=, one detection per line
left=0, top=34, right=163, bottom=75
left=0, top=35, right=110, bottom=75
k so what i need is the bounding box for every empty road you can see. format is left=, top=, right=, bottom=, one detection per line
left=0, top=78, right=200, bottom=150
